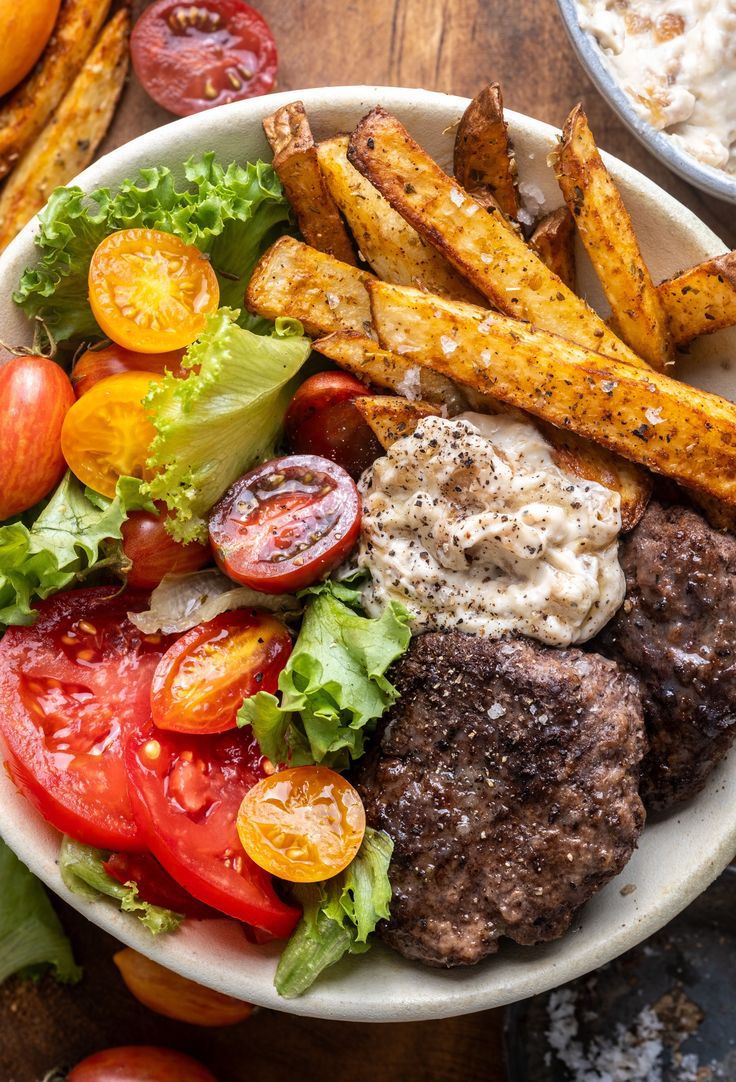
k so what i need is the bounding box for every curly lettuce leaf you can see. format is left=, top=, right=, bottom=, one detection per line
left=275, top=829, right=393, bottom=998
left=0, top=473, right=153, bottom=628
left=0, top=837, right=81, bottom=985
left=14, top=154, right=292, bottom=346
left=59, top=838, right=182, bottom=936
left=144, top=308, right=311, bottom=544
left=238, top=579, right=412, bottom=768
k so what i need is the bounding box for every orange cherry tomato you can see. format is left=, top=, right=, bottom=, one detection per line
left=61, top=371, right=160, bottom=498
left=0, top=0, right=61, bottom=98
left=237, top=766, right=366, bottom=883
left=72, top=343, right=187, bottom=397
left=88, top=228, right=219, bottom=353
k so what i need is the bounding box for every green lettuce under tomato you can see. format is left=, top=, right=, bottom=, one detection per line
left=59, top=837, right=182, bottom=936
left=14, top=154, right=291, bottom=347
left=144, top=308, right=311, bottom=544
left=0, top=837, right=80, bottom=985
left=0, top=473, right=152, bottom=628
left=275, top=828, right=393, bottom=998
left=238, top=576, right=411, bottom=769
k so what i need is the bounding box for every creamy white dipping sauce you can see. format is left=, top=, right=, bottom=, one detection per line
left=577, top=0, right=736, bottom=174
left=358, top=414, right=625, bottom=646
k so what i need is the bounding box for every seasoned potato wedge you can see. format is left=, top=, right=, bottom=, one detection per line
left=347, top=108, right=643, bottom=368
left=369, top=280, right=736, bottom=510
left=263, top=101, right=356, bottom=265
left=658, top=252, right=736, bottom=347
left=552, top=105, right=673, bottom=371
left=529, top=207, right=576, bottom=292
left=453, top=84, right=519, bottom=219
left=317, top=135, right=481, bottom=301
left=0, top=9, right=130, bottom=252
left=353, top=395, right=441, bottom=448
left=0, top=0, right=112, bottom=180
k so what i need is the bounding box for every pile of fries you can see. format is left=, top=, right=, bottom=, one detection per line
left=0, top=0, right=130, bottom=253
left=249, top=88, right=736, bottom=530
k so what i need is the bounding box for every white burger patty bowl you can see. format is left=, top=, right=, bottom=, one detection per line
left=0, top=86, right=735, bottom=1023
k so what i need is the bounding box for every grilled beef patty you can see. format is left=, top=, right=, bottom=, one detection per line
left=595, top=500, right=736, bottom=811
left=355, top=632, right=646, bottom=967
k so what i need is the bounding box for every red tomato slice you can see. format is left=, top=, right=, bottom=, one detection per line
left=0, top=589, right=171, bottom=851
left=130, top=0, right=278, bottom=117
left=209, top=454, right=361, bottom=594
left=284, top=372, right=382, bottom=480
left=150, top=609, right=291, bottom=734
left=126, top=727, right=300, bottom=937
left=103, top=851, right=215, bottom=919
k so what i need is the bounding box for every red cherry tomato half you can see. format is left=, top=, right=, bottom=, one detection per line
left=209, top=454, right=361, bottom=594
left=0, top=355, right=75, bottom=520
left=125, top=726, right=301, bottom=937
left=131, top=0, right=278, bottom=117
left=150, top=609, right=291, bottom=734
left=122, top=503, right=212, bottom=589
left=0, top=589, right=172, bottom=851
left=67, top=1045, right=217, bottom=1082
left=284, top=371, right=383, bottom=480
left=72, top=344, right=186, bottom=398
left=103, top=851, right=216, bottom=919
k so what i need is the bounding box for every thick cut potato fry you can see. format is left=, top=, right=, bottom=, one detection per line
left=658, top=252, right=736, bottom=347
left=348, top=108, right=644, bottom=368
left=317, top=135, right=482, bottom=301
left=552, top=105, right=673, bottom=371
left=529, top=207, right=576, bottom=292
left=353, top=395, right=441, bottom=448
left=369, top=279, right=736, bottom=508
left=0, top=0, right=112, bottom=181
left=454, top=84, right=519, bottom=219
left=0, top=9, right=130, bottom=253
left=263, top=101, right=356, bottom=265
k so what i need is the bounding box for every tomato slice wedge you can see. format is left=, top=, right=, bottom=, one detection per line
left=284, top=372, right=382, bottom=480
left=209, top=454, right=362, bottom=593
left=103, top=852, right=215, bottom=919
left=150, top=610, right=291, bottom=734
left=125, top=727, right=301, bottom=937
left=0, top=588, right=171, bottom=851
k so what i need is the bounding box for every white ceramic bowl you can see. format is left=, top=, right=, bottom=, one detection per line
left=1, top=86, right=735, bottom=1023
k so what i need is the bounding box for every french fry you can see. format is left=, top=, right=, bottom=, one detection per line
left=0, top=10, right=130, bottom=252
left=347, top=108, right=644, bottom=368
left=453, top=84, right=519, bottom=219
left=263, top=101, right=357, bottom=265
left=369, top=279, right=736, bottom=508
left=552, top=105, right=673, bottom=371
left=353, top=395, right=441, bottom=448
left=529, top=207, right=576, bottom=292
left=658, top=252, right=736, bottom=347
left=0, top=0, right=112, bottom=181
left=317, top=135, right=482, bottom=301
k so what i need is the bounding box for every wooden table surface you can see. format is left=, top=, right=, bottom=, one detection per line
left=2, top=2, right=734, bottom=1080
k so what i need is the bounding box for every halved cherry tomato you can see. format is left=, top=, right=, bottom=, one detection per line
left=122, top=503, right=211, bottom=589
left=0, top=355, right=75, bottom=520
left=285, top=372, right=382, bottom=480
left=131, top=0, right=278, bottom=117
left=126, top=726, right=301, bottom=936
left=72, top=343, right=186, bottom=398
left=103, top=852, right=215, bottom=919
left=150, top=609, right=291, bottom=734
left=68, top=1046, right=216, bottom=1082
left=88, top=228, right=219, bottom=353
left=113, top=948, right=254, bottom=1025
left=61, top=371, right=160, bottom=498
left=237, top=766, right=366, bottom=883
left=209, top=454, right=361, bottom=593
left=0, top=588, right=172, bottom=851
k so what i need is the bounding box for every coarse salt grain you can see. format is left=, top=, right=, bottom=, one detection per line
left=487, top=702, right=506, bottom=720
left=440, top=335, right=458, bottom=355
left=449, top=187, right=465, bottom=207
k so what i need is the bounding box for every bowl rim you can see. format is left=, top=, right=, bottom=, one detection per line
left=1, top=84, right=735, bottom=1022
left=555, top=0, right=736, bottom=205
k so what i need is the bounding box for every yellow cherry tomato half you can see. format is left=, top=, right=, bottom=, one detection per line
left=61, top=371, right=160, bottom=498
left=88, top=228, right=219, bottom=353
left=237, top=766, right=366, bottom=883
